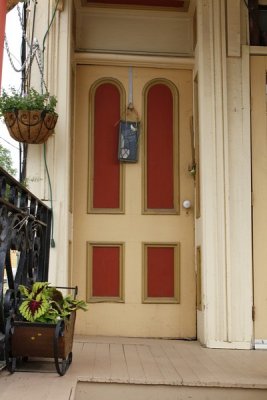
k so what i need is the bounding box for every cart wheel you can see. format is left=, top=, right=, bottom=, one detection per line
left=54, top=319, right=71, bottom=376
left=68, top=351, right=73, bottom=366
left=58, top=352, right=72, bottom=376
left=5, top=316, right=16, bottom=373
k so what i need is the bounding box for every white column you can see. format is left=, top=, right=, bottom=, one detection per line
left=47, top=0, right=73, bottom=287
left=197, top=0, right=253, bottom=349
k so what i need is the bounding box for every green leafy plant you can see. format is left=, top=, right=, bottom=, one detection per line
left=18, top=282, right=87, bottom=324
left=0, top=88, right=57, bottom=117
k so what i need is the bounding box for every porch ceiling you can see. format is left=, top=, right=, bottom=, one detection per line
left=81, top=0, right=190, bottom=11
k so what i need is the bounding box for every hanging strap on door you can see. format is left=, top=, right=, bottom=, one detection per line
left=126, top=66, right=140, bottom=120
left=128, top=66, right=133, bottom=109
left=118, top=66, right=140, bottom=162
left=114, top=66, right=139, bottom=125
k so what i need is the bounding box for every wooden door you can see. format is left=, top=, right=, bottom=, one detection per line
left=73, top=64, right=195, bottom=338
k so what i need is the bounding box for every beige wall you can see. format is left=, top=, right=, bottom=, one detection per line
left=74, top=0, right=195, bottom=56
left=26, top=0, right=255, bottom=349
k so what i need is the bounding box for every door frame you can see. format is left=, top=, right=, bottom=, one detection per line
left=72, top=55, right=197, bottom=337
left=74, top=52, right=194, bottom=70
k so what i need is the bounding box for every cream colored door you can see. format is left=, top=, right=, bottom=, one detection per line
left=251, top=56, right=267, bottom=343
left=73, top=64, right=195, bottom=338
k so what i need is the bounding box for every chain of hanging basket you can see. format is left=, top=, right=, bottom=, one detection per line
left=3, top=2, right=57, bottom=145
left=4, top=3, right=48, bottom=93
left=4, top=36, right=38, bottom=73
left=16, top=2, right=48, bottom=93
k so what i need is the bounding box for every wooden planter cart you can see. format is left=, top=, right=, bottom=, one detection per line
left=5, top=286, right=77, bottom=376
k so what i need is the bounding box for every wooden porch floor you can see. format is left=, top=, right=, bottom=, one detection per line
left=1, top=335, right=267, bottom=399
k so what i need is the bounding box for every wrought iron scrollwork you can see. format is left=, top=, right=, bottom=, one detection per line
left=0, top=167, right=51, bottom=336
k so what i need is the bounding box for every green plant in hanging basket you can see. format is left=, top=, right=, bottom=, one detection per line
left=0, top=88, right=57, bottom=115
left=0, top=88, right=58, bottom=144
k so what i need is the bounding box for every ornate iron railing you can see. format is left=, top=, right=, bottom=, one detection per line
left=248, top=0, right=267, bottom=46
left=0, top=167, right=51, bottom=362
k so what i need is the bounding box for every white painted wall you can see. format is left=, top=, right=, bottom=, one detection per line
left=26, top=0, right=73, bottom=288
left=196, top=0, right=253, bottom=349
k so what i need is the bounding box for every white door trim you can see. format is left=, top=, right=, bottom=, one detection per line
left=74, top=52, right=194, bottom=70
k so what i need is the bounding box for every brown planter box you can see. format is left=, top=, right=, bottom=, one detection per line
left=6, top=312, right=76, bottom=375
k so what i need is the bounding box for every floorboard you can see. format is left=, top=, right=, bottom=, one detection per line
left=1, top=336, right=267, bottom=400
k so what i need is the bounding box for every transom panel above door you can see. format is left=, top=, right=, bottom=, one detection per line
left=73, top=64, right=195, bottom=338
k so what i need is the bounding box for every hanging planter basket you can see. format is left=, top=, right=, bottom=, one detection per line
left=3, top=109, right=58, bottom=144
left=6, top=0, right=20, bottom=12
left=0, top=88, right=58, bottom=144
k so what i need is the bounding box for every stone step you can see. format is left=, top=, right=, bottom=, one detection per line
left=75, top=382, right=267, bottom=400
